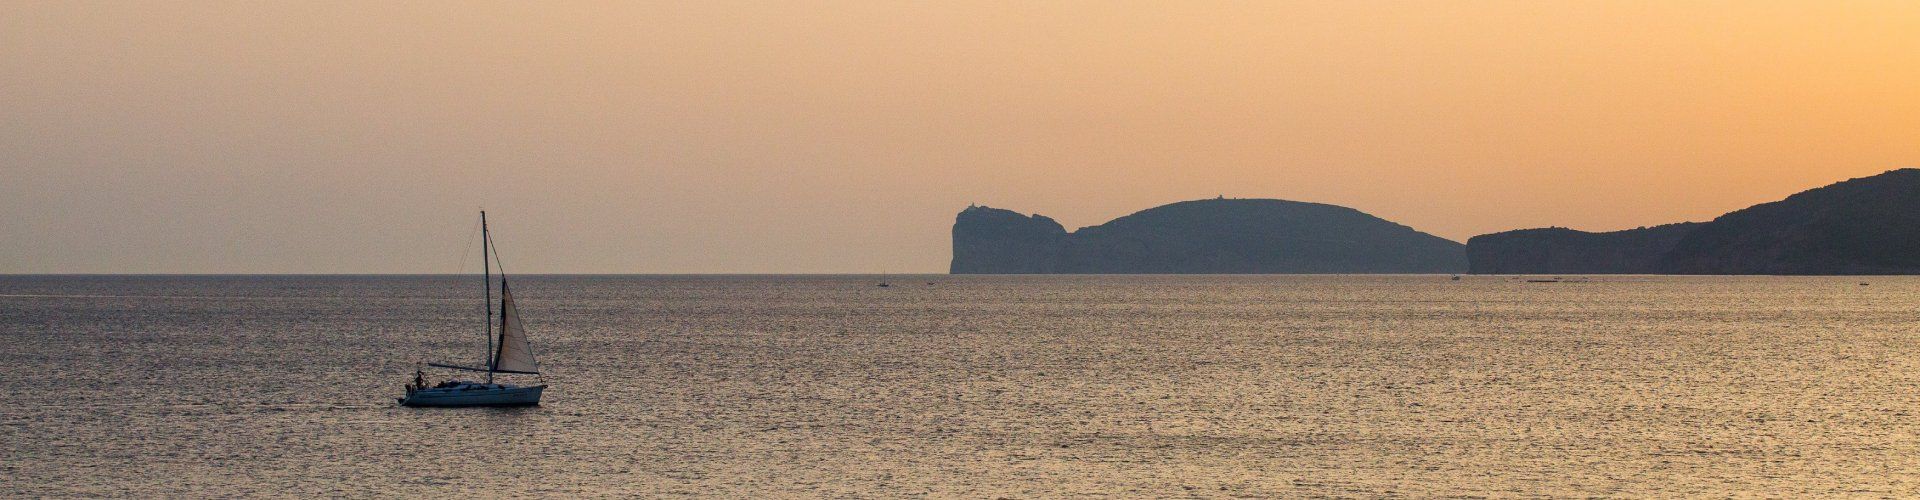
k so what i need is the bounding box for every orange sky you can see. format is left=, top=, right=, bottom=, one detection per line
left=3, top=1, right=1917, bottom=273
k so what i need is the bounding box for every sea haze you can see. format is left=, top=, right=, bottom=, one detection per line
left=2, top=275, right=1917, bottom=496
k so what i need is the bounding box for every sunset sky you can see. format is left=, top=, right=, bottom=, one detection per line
left=4, top=1, right=1917, bottom=273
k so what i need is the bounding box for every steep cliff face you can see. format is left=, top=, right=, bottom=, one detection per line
left=950, top=206, right=1067, bottom=274
left=1467, top=223, right=1700, bottom=274
left=950, top=199, right=1467, bottom=274
left=1467, top=168, right=1920, bottom=275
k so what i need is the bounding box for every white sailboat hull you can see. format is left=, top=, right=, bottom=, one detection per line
left=399, top=384, right=545, bottom=407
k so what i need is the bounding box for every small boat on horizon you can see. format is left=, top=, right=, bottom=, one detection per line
left=400, top=211, right=547, bottom=407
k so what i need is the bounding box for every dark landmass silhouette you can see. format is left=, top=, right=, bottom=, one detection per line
left=1467, top=223, right=1701, bottom=274
left=951, top=198, right=1467, bottom=274
left=1468, top=168, right=1920, bottom=275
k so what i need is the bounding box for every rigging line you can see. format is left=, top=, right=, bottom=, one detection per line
left=486, top=230, right=509, bottom=278
left=454, top=214, right=480, bottom=276
left=458, top=214, right=484, bottom=368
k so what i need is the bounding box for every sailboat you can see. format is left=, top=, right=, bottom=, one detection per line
left=400, top=211, right=547, bottom=407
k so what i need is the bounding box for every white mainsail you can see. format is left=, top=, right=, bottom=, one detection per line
left=491, top=282, right=540, bottom=374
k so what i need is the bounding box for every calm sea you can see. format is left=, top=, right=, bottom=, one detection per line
left=2, top=275, right=1917, bottom=497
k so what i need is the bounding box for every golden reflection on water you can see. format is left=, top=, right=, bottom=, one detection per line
left=1, top=275, right=1916, bottom=496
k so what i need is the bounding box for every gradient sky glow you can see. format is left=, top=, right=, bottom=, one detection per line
left=4, top=1, right=1917, bottom=273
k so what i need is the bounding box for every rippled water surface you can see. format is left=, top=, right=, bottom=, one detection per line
left=3, top=275, right=1919, bottom=497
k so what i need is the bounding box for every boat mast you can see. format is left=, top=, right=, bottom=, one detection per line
left=482, top=211, right=494, bottom=385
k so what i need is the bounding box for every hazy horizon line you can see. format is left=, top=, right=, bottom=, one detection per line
left=0, top=273, right=1908, bottom=278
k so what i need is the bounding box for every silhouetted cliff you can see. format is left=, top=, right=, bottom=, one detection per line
left=950, top=206, right=1067, bottom=274
left=1660, top=169, right=1920, bottom=274
left=1467, top=223, right=1700, bottom=274
left=1467, top=168, right=1920, bottom=275
left=951, top=199, right=1467, bottom=274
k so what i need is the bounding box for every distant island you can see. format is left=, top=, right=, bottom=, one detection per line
left=951, top=198, right=1468, bottom=274
left=1469, top=168, right=1920, bottom=275
left=953, top=168, right=1920, bottom=275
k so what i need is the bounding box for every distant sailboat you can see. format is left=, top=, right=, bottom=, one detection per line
left=877, top=271, right=891, bottom=288
left=400, top=211, right=546, bottom=407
